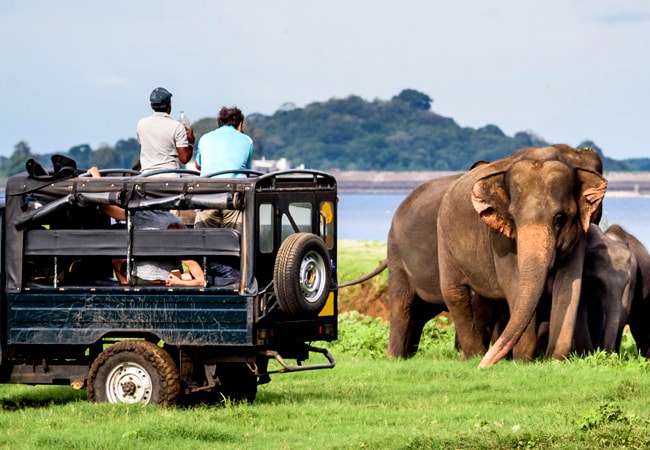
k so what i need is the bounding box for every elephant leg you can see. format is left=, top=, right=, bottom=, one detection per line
left=471, top=296, right=508, bottom=349
left=407, top=298, right=448, bottom=354
left=574, top=287, right=596, bottom=355
left=628, top=300, right=650, bottom=357
left=536, top=321, right=549, bottom=355
left=512, top=313, right=537, bottom=360
left=387, top=264, right=427, bottom=358
left=599, top=288, right=623, bottom=352
left=446, top=286, right=487, bottom=360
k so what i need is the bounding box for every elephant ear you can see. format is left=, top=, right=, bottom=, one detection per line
left=577, top=168, right=607, bottom=233
left=471, top=171, right=515, bottom=239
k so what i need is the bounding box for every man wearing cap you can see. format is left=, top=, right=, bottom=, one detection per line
left=137, top=87, right=195, bottom=174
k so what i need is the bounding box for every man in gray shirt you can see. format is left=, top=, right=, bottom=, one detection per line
left=137, top=87, right=195, bottom=174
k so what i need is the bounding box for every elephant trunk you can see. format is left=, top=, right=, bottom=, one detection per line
left=545, top=237, right=586, bottom=358
left=479, top=225, right=554, bottom=368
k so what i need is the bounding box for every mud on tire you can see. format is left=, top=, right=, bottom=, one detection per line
left=87, top=340, right=180, bottom=405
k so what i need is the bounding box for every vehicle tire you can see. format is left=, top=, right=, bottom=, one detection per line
left=87, top=340, right=180, bottom=405
left=217, top=363, right=257, bottom=404
left=274, top=232, right=331, bottom=315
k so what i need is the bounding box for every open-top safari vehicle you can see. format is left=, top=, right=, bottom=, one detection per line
left=0, top=158, right=338, bottom=404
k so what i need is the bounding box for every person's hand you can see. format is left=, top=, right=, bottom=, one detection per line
left=88, top=167, right=101, bottom=178
left=166, top=273, right=181, bottom=286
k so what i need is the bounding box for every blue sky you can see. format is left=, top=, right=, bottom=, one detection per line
left=1, top=0, right=649, bottom=161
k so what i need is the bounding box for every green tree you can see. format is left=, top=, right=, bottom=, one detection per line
left=68, top=144, right=92, bottom=168
left=392, top=89, right=433, bottom=111
left=115, top=138, right=140, bottom=169
left=0, top=141, right=33, bottom=176
left=88, top=146, right=120, bottom=169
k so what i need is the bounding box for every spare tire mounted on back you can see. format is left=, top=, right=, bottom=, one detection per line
left=274, top=233, right=331, bottom=315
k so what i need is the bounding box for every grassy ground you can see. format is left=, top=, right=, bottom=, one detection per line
left=1, top=339, right=650, bottom=449
left=2, top=239, right=650, bottom=449
left=338, top=239, right=387, bottom=280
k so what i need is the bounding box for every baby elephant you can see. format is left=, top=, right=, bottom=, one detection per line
left=601, top=225, right=650, bottom=357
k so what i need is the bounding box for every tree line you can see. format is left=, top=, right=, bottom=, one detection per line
left=2, top=89, right=647, bottom=177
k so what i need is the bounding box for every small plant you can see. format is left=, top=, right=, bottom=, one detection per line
left=579, top=403, right=631, bottom=430
left=326, top=311, right=389, bottom=358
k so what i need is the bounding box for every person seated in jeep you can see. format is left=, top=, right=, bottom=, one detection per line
left=88, top=167, right=204, bottom=286
left=162, top=222, right=204, bottom=287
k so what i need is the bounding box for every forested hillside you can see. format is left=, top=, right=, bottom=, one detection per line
left=2, top=89, right=647, bottom=176
left=243, top=89, right=643, bottom=171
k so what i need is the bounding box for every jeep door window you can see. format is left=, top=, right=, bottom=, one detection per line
left=259, top=203, right=274, bottom=253
left=281, top=202, right=312, bottom=242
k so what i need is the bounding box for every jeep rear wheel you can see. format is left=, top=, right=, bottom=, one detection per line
left=274, top=233, right=331, bottom=315
left=87, top=340, right=180, bottom=405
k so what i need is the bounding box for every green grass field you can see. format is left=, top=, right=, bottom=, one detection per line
left=1, top=338, right=650, bottom=449
left=1, top=239, right=650, bottom=449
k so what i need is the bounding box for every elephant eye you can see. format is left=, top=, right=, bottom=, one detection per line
left=553, top=212, right=567, bottom=229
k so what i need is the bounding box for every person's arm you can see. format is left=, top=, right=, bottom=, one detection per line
left=88, top=167, right=127, bottom=221
left=177, top=127, right=195, bottom=164
left=112, top=259, right=128, bottom=285
left=177, top=146, right=193, bottom=164
left=166, top=260, right=204, bottom=286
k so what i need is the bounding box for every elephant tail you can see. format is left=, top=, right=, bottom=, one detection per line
left=338, top=260, right=388, bottom=288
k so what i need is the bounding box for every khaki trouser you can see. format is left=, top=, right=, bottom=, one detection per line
left=194, top=209, right=242, bottom=231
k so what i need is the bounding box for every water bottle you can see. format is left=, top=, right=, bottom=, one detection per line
left=178, top=111, right=190, bottom=129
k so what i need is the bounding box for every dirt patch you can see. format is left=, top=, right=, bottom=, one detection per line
left=338, top=278, right=453, bottom=326
left=339, top=280, right=389, bottom=321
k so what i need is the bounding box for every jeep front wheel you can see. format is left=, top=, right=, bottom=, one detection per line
left=274, top=233, right=331, bottom=315
left=87, top=340, right=180, bottom=405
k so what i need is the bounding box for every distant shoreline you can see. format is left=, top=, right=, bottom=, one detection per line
left=334, top=170, right=650, bottom=196
left=1, top=171, right=649, bottom=197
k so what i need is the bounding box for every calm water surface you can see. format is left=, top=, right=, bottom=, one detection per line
left=339, top=194, right=650, bottom=249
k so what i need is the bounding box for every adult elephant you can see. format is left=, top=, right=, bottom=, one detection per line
left=437, top=145, right=606, bottom=367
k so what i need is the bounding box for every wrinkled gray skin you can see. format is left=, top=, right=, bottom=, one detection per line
left=531, top=224, right=633, bottom=356
left=574, top=224, right=634, bottom=353
left=438, top=145, right=606, bottom=367
left=603, top=224, right=650, bottom=357
left=387, top=173, right=461, bottom=357
left=386, top=145, right=606, bottom=365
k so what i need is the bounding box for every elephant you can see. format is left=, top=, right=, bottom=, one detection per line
left=386, top=146, right=605, bottom=362
left=603, top=224, right=650, bottom=357
left=573, top=224, right=634, bottom=353
left=437, top=145, right=606, bottom=367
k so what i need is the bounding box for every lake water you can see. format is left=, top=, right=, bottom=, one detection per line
left=338, top=194, right=650, bottom=250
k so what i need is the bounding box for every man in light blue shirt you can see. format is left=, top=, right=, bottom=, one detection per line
left=195, top=107, right=253, bottom=178
left=194, top=107, right=254, bottom=229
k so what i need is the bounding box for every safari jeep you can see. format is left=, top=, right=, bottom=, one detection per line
left=0, top=162, right=338, bottom=404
